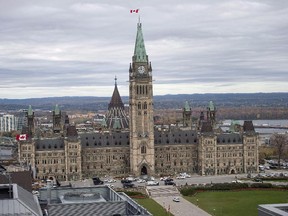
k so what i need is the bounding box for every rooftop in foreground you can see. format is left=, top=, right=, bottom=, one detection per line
left=39, top=185, right=152, bottom=216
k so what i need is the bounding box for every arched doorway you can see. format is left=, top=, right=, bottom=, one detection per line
left=141, top=166, right=148, bottom=175
left=230, top=169, right=236, bottom=174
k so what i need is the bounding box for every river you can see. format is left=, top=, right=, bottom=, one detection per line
left=221, top=119, right=288, bottom=134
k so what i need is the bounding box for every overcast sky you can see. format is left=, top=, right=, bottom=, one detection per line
left=0, top=0, right=287, bottom=99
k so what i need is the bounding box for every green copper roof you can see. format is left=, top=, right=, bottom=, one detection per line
left=133, top=22, right=147, bottom=62
left=184, top=101, right=190, bottom=111
left=101, top=117, right=107, bottom=127
left=229, top=120, right=240, bottom=132
left=208, top=101, right=215, bottom=111
left=113, top=118, right=121, bottom=129
left=28, top=105, right=33, bottom=116
left=54, top=104, right=60, bottom=115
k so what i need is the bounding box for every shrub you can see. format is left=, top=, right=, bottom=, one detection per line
left=250, top=183, right=273, bottom=188
left=210, top=183, right=249, bottom=190
left=124, top=191, right=146, bottom=196
left=180, top=187, right=197, bottom=196
left=179, top=182, right=288, bottom=196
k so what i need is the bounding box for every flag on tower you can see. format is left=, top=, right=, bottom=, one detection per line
left=16, top=134, right=28, bottom=141
left=130, top=9, right=139, bottom=13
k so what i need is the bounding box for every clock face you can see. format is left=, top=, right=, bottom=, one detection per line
left=137, top=66, right=145, bottom=74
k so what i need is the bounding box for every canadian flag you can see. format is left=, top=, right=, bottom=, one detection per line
left=130, top=9, right=139, bottom=13
left=16, top=134, right=28, bottom=141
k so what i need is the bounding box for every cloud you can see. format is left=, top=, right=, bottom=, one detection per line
left=0, top=0, right=288, bottom=99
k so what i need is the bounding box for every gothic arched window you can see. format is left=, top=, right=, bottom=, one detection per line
left=144, top=102, right=147, bottom=109
left=141, top=146, right=146, bottom=154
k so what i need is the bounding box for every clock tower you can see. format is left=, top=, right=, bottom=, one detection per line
left=129, top=21, right=154, bottom=176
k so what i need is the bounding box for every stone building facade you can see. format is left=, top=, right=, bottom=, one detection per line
left=18, top=21, right=259, bottom=181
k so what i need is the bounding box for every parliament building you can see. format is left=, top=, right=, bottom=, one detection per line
left=18, top=22, right=259, bottom=181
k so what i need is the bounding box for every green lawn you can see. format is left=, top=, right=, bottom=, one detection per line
left=185, top=190, right=288, bottom=216
left=135, top=198, right=173, bottom=216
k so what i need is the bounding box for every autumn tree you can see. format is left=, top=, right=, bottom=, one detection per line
left=258, top=146, right=274, bottom=164
left=270, top=133, right=288, bottom=168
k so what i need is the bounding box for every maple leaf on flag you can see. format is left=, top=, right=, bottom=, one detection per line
left=16, top=134, right=28, bottom=141
left=130, top=9, right=139, bottom=13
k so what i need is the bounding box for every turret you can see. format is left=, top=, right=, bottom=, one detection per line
left=207, top=101, right=216, bottom=128
left=53, top=104, right=61, bottom=133
left=182, top=101, right=192, bottom=127
left=26, top=105, right=34, bottom=138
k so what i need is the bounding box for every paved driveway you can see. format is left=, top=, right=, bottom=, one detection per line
left=147, top=186, right=211, bottom=216
left=153, top=196, right=211, bottom=216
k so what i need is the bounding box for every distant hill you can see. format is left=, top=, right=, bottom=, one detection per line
left=0, top=93, right=287, bottom=112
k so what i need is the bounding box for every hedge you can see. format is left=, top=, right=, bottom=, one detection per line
left=179, top=182, right=284, bottom=196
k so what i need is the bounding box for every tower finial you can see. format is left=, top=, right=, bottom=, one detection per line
left=138, top=15, right=141, bottom=24
left=114, top=76, right=117, bottom=85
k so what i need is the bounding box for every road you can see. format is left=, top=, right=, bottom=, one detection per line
left=67, top=169, right=288, bottom=189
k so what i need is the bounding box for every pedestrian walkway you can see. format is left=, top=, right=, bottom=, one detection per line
left=147, top=185, right=180, bottom=197
left=147, top=186, right=211, bottom=216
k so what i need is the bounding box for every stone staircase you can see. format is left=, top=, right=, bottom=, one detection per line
left=146, top=186, right=180, bottom=198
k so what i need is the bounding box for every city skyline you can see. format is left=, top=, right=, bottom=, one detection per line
left=1, top=0, right=288, bottom=99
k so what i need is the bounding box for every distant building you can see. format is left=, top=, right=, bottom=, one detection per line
left=0, top=111, right=28, bottom=132
left=17, top=21, right=259, bottom=181
left=0, top=137, right=18, bottom=164
left=0, top=114, right=18, bottom=132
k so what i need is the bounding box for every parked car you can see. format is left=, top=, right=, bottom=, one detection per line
left=123, top=182, right=134, bottom=188
left=147, top=181, right=159, bottom=186
left=92, top=177, right=104, bottom=185
left=231, top=180, right=243, bottom=183
left=126, top=177, right=136, bottom=181
left=160, top=177, right=168, bottom=181
left=164, top=179, right=176, bottom=186
left=253, top=178, right=263, bottom=183
left=173, top=197, right=180, bottom=202
left=137, top=179, right=146, bottom=183
left=121, top=179, right=132, bottom=184
left=180, top=173, right=191, bottom=178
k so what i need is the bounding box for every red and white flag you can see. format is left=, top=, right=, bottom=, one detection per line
left=130, top=9, right=139, bottom=13
left=16, top=134, right=28, bottom=141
